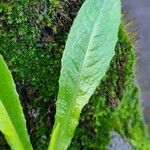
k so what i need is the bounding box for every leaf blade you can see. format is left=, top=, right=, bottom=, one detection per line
left=0, top=55, right=33, bottom=150
left=49, top=0, right=121, bottom=149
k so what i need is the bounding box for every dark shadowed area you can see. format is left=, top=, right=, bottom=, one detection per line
left=124, top=0, right=150, bottom=123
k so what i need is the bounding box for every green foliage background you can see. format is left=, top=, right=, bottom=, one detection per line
left=0, top=0, right=150, bottom=149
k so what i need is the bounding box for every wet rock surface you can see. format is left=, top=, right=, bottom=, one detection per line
left=107, top=131, right=133, bottom=150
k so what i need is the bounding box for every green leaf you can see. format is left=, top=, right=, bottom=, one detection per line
left=49, top=0, right=121, bottom=149
left=0, top=55, right=33, bottom=150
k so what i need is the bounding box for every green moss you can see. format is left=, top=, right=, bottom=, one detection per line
left=0, top=0, right=150, bottom=150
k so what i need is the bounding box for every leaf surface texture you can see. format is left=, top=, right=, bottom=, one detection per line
left=49, top=0, right=121, bottom=149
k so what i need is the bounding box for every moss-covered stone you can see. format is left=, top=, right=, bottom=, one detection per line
left=0, top=0, right=149, bottom=150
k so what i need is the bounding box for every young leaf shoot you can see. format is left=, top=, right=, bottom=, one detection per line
left=49, top=0, right=121, bottom=149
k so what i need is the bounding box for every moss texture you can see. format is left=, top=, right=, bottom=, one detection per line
left=0, top=0, right=150, bottom=150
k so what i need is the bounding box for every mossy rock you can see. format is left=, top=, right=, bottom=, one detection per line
left=0, top=0, right=150, bottom=150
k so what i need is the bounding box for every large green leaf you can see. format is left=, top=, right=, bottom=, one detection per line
left=0, top=55, right=33, bottom=150
left=49, top=0, right=121, bottom=149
